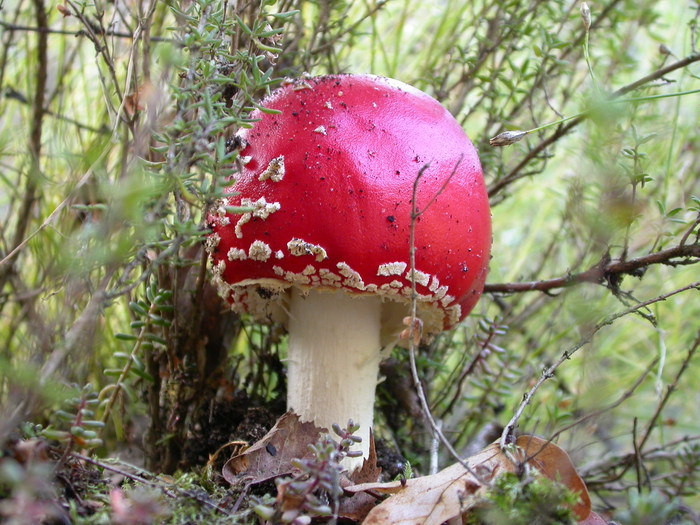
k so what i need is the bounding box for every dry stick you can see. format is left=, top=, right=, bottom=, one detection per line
left=487, top=51, right=700, bottom=198
left=0, top=20, right=175, bottom=42
left=548, top=356, right=658, bottom=444
left=500, top=280, right=700, bottom=448
left=631, top=418, right=646, bottom=492
left=4, top=88, right=109, bottom=134
left=484, top=242, right=700, bottom=294
left=140, top=0, right=157, bottom=82
left=110, top=23, right=143, bottom=135
left=71, top=452, right=233, bottom=515
left=581, top=434, right=700, bottom=482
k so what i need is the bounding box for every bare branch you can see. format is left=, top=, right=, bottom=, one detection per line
left=4, top=87, right=109, bottom=134
left=484, top=243, right=700, bottom=294
left=0, top=20, right=176, bottom=43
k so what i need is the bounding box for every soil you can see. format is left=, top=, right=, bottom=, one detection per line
left=182, top=390, right=282, bottom=469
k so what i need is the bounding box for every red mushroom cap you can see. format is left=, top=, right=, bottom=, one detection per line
left=207, top=74, right=491, bottom=336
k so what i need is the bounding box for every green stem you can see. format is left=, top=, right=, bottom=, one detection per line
left=100, top=302, right=155, bottom=424
left=526, top=88, right=700, bottom=134
left=615, top=88, right=700, bottom=103
left=583, top=28, right=599, bottom=92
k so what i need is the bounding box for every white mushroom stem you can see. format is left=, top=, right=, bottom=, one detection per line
left=286, top=288, right=382, bottom=471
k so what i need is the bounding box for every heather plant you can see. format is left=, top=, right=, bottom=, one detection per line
left=253, top=421, right=361, bottom=524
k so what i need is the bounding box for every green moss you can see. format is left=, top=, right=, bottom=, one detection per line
left=466, top=473, right=579, bottom=525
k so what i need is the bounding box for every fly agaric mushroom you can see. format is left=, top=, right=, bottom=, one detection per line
left=207, top=74, right=491, bottom=469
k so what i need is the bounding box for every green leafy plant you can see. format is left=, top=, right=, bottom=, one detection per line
left=40, top=384, right=104, bottom=455
left=614, top=489, right=686, bottom=525
left=99, top=284, right=171, bottom=438
left=465, top=472, right=579, bottom=525
left=254, top=421, right=362, bottom=524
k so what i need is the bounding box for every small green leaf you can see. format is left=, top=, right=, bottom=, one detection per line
left=129, top=301, right=148, bottom=316
left=41, top=429, right=71, bottom=441
left=82, top=419, right=106, bottom=429
left=115, top=333, right=138, bottom=341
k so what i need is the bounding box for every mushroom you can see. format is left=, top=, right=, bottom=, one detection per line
left=207, top=74, right=491, bottom=469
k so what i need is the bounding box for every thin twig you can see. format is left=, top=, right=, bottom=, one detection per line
left=632, top=418, right=644, bottom=492
left=64, top=0, right=123, bottom=116
left=492, top=0, right=625, bottom=132
left=3, top=87, right=109, bottom=134
left=638, top=329, right=700, bottom=453
left=549, top=356, right=658, bottom=443
left=406, top=160, right=487, bottom=482
left=500, top=280, right=700, bottom=447
left=70, top=453, right=233, bottom=515
left=519, top=356, right=658, bottom=480
left=680, top=214, right=700, bottom=247
left=0, top=20, right=176, bottom=42
left=582, top=434, right=700, bottom=484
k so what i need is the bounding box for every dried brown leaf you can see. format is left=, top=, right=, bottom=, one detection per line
left=350, top=443, right=505, bottom=525
left=12, top=438, right=49, bottom=464
left=123, top=82, right=156, bottom=118
left=579, top=511, right=607, bottom=524
left=400, top=316, right=423, bottom=346
left=339, top=430, right=383, bottom=521
left=349, top=430, right=382, bottom=485
left=348, top=436, right=592, bottom=525
left=222, top=412, right=324, bottom=486
left=56, top=3, right=71, bottom=17
left=205, top=439, right=247, bottom=480
left=358, top=461, right=483, bottom=525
